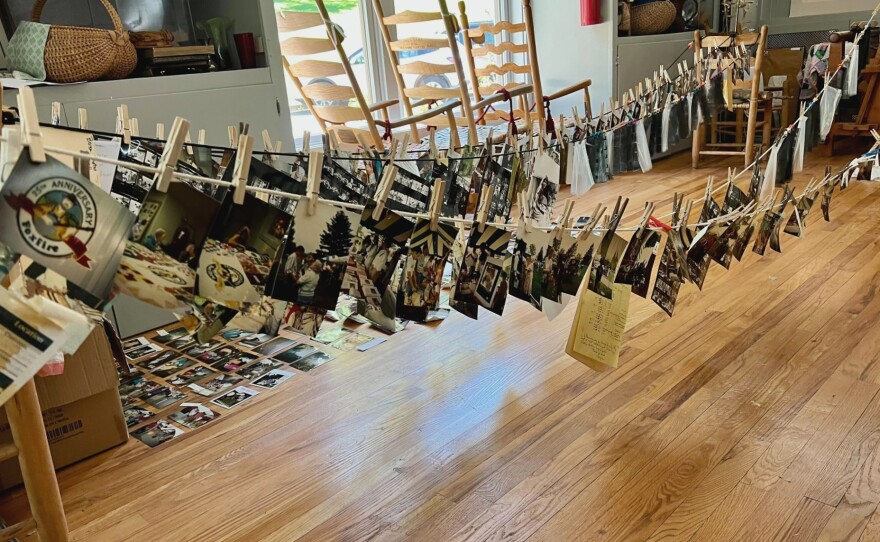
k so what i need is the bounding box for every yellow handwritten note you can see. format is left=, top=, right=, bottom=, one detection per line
left=566, top=283, right=631, bottom=371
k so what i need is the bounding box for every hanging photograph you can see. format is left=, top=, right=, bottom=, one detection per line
left=265, top=201, right=360, bottom=311
left=396, top=219, right=458, bottom=322
left=114, top=183, right=220, bottom=310
left=0, top=154, right=134, bottom=301
left=615, top=229, right=661, bottom=299
left=198, top=193, right=291, bottom=306
left=526, top=153, right=561, bottom=227
left=509, top=225, right=552, bottom=310
left=651, top=242, right=684, bottom=317
left=587, top=232, right=628, bottom=300
left=450, top=224, right=512, bottom=318
left=281, top=303, right=326, bottom=337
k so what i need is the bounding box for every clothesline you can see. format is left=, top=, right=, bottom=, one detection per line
left=3, top=11, right=874, bottom=238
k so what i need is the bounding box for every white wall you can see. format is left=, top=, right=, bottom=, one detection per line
left=531, top=0, right=616, bottom=118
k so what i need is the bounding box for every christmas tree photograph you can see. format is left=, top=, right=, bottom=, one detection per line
left=318, top=210, right=354, bottom=258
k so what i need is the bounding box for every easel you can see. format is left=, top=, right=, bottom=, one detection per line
left=825, top=25, right=880, bottom=154
left=0, top=379, right=68, bottom=541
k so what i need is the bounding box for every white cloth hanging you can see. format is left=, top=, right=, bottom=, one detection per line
left=687, top=94, right=694, bottom=131
left=570, top=140, right=595, bottom=196
left=635, top=119, right=653, bottom=173
left=606, top=129, right=614, bottom=174
left=871, top=155, right=880, bottom=181
left=762, top=141, right=780, bottom=201
left=793, top=115, right=807, bottom=173
left=844, top=43, right=860, bottom=98
left=820, top=86, right=843, bottom=142
left=661, top=106, right=672, bottom=153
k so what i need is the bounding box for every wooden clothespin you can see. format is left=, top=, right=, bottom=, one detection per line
left=637, top=202, right=655, bottom=232
left=428, top=179, right=445, bottom=232
left=130, top=118, right=140, bottom=138
left=262, top=129, right=275, bottom=160
left=153, top=117, right=189, bottom=193
left=184, top=130, right=194, bottom=157
left=50, top=101, right=61, bottom=126
left=554, top=199, right=575, bottom=240
left=117, top=104, right=132, bottom=145
left=428, top=126, right=438, bottom=159
left=517, top=190, right=533, bottom=234
left=476, top=185, right=492, bottom=232
left=302, top=131, right=311, bottom=152
left=571, top=107, right=584, bottom=130
left=397, top=133, right=410, bottom=159
left=704, top=176, right=715, bottom=203
left=17, top=87, right=45, bottom=163
left=576, top=202, right=607, bottom=241
left=607, top=196, right=629, bottom=234
left=198, top=129, right=206, bottom=145
left=230, top=134, right=255, bottom=205
left=78, top=108, right=88, bottom=130
left=228, top=125, right=238, bottom=148
left=305, top=149, right=323, bottom=215
left=372, top=157, right=397, bottom=221
left=156, top=123, right=165, bottom=140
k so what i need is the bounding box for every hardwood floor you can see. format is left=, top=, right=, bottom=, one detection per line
left=3, top=148, right=880, bottom=541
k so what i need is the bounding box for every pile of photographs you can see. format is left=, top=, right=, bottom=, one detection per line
left=120, top=321, right=378, bottom=448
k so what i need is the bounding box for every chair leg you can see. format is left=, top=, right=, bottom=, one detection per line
left=692, top=124, right=703, bottom=168
left=745, top=98, right=759, bottom=166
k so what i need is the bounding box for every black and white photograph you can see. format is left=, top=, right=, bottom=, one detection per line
left=198, top=193, right=291, bottom=306
left=266, top=201, right=360, bottom=310
left=125, top=343, right=163, bottom=361
left=615, top=228, right=661, bottom=299
left=251, top=369, right=296, bottom=390
left=166, top=337, right=197, bottom=351
left=168, top=403, right=220, bottom=429
left=273, top=343, right=318, bottom=364
left=142, top=386, right=188, bottom=409
left=289, top=350, right=336, bottom=373
left=130, top=420, right=183, bottom=448
left=237, top=359, right=283, bottom=380
left=526, top=154, right=561, bottom=227
left=120, top=377, right=163, bottom=406
left=0, top=154, right=134, bottom=301
left=115, top=182, right=221, bottom=310
left=183, top=340, right=223, bottom=358
left=211, top=386, right=259, bottom=409
left=651, top=243, right=684, bottom=317
left=385, top=162, right=435, bottom=214
left=282, top=304, right=326, bottom=338
left=253, top=336, right=297, bottom=357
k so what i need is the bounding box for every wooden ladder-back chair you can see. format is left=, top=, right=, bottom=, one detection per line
left=370, top=0, right=477, bottom=147
left=277, top=2, right=462, bottom=152
left=459, top=0, right=593, bottom=134
left=692, top=26, right=771, bottom=168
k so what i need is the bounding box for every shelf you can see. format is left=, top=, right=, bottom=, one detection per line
left=4, top=68, right=274, bottom=101
left=616, top=31, right=698, bottom=44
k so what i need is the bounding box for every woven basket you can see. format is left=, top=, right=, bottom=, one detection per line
left=630, top=0, right=677, bottom=36
left=33, top=0, right=137, bottom=83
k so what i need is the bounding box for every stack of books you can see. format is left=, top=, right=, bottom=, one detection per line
left=137, top=46, right=217, bottom=77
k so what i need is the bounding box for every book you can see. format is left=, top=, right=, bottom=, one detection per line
left=142, top=46, right=216, bottom=59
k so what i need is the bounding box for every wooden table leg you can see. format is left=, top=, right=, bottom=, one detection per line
left=5, top=380, right=68, bottom=542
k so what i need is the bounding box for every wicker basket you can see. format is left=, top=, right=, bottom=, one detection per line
left=630, top=0, right=677, bottom=36
left=33, top=0, right=137, bottom=83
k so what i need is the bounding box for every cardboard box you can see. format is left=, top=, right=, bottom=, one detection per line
left=0, top=322, right=128, bottom=490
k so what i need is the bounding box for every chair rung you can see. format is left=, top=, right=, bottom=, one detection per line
left=0, top=444, right=18, bottom=462
left=0, top=517, right=36, bottom=540
left=699, top=150, right=746, bottom=156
